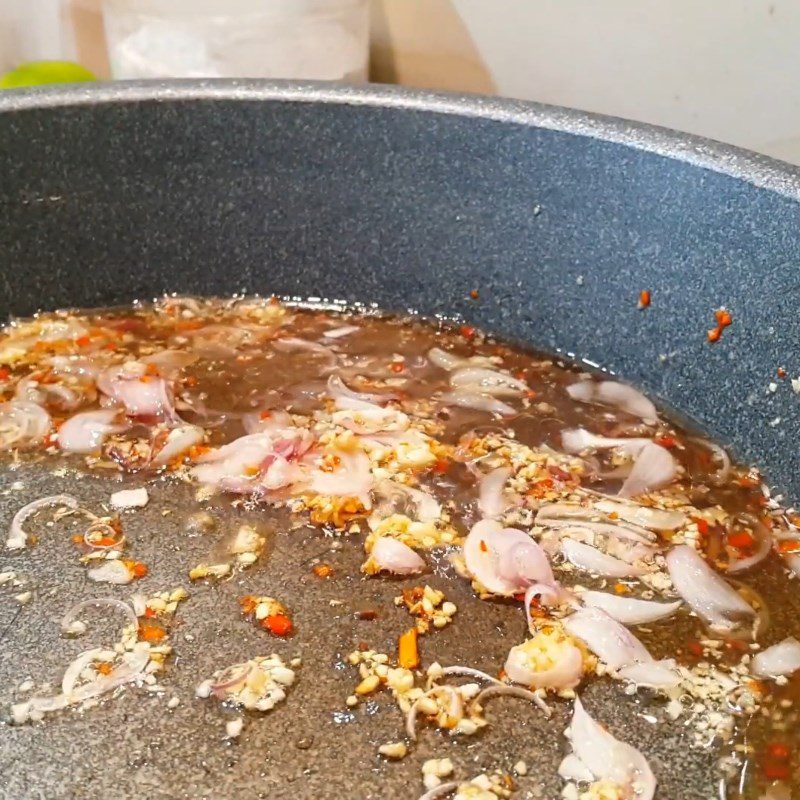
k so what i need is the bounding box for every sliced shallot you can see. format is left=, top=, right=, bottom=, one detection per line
left=12, top=649, right=150, bottom=724
left=536, top=503, right=656, bottom=544
left=327, top=374, right=397, bottom=405
left=567, top=380, right=658, bottom=424
left=151, top=424, right=204, bottom=466
left=463, top=520, right=555, bottom=595
left=438, top=391, right=516, bottom=417
left=7, top=494, right=79, bottom=550
left=580, top=590, right=681, bottom=626
left=57, top=409, right=129, bottom=453
left=563, top=607, right=679, bottom=688
left=666, top=545, right=755, bottom=631
left=210, top=662, right=253, bottom=696
left=592, top=498, right=685, bottom=531
left=371, top=479, right=441, bottom=524
left=191, top=433, right=278, bottom=490
left=471, top=683, right=551, bottom=717
left=561, top=428, right=650, bottom=456
left=561, top=697, right=656, bottom=800
left=428, top=347, right=466, bottom=371
left=619, top=442, right=677, bottom=498
left=690, top=437, right=732, bottom=486
left=449, top=367, right=528, bottom=397
left=308, top=450, right=373, bottom=508
left=561, top=538, right=645, bottom=577
left=478, top=467, right=512, bottom=519
left=100, top=365, right=177, bottom=421
left=322, top=324, right=360, bottom=339
left=751, top=637, right=800, bottom=679
left=0, top=400, right=52, bottom=449
left=369, top=537, right=425, bottom=575
left=726, top=517, right=774, bottom=573
left=332, top=404, right=409, bottom=435
left=140, top=349, right=198, bottom=376
left=60, top=598, right=139, bottom=636
left=273, top=337, right=337, bottom=371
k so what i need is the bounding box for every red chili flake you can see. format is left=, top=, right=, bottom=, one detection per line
left=728, top=531, right=756, bottom=550
left=694, top=518, right=710, bottom=536
left=638, top=290, right=651, bottom=309
left=654, top=435, right=677, bottom=448
left=777, top=367, right=787, bottom=378
left=74, top=335, right=91, bottom=347
left=432, top=458, right=450, bottom=474
left=469, top=290, right=480, bottom=300
left=0, top=368, right=10, bottom=381
left=686, top=640, right=704, bottom=657
left=262, top=614, right=293, bottom=637
left=767, top=742, right=792, bottom=761
left=356, top=610, right=378, bottom=621
left=390, top=362, right=404, bottom=373
left=130, top=561, right=149, bottom=579
left=707, top=308, right=732, bottom=343
left=479, top=540, right=488, bottom=553
left=777, top=539, right=800, bottom=554
left=762, top=760, right=791, bottom=781
left=459, top=325, right=476, bottom=340
left=259, top=410, right=272, bottom=420
left=313, top=563, right=333, bottom=578
left=715, top=308, right=732, bottom=328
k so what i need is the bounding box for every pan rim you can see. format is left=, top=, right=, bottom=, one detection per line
left=0, top=78, right=799, bottom=201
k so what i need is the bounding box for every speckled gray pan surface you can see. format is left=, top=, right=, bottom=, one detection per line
left=0, top=81, right=798, bottom=799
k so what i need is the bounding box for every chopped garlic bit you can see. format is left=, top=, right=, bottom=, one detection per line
left=378, top=741, right=408, bottom=759
left=188, top=562, right=231, bottom=581
left=395, top=585, right=457, bottom=634
left=110, top=488, right=149, bottom=509
left=346, top=649, right=487, bottom=736
left=422, top=758, right=454, bottom=778
left=197, top=655, right=296, bottom=713
left=88, top=559, right=135, bottom=585
left=452, top=771, right=515, bottom=799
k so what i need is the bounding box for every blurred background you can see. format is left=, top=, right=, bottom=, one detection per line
left=2, top=0, right=799, bottom=163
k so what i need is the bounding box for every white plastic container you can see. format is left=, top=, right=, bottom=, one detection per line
left=102, top=0, right=369, bottom=81
left=0, top=0, right=78, bottom=73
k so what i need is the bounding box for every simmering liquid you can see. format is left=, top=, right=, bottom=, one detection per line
left=1, top=296, right=797, bottom=799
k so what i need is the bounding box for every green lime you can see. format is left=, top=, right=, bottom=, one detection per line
left=0, top=61, right=95, bottom=89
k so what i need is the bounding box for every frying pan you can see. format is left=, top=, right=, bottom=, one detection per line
left=0, top=81, right=799, bottom=800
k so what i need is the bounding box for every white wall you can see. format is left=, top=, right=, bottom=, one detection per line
left=372, top=0, right=800, bottom=162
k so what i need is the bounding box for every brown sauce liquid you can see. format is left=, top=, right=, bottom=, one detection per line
left=3, top=297, right=797, bottom=798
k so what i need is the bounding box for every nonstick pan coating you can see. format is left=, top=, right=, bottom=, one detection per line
left=0, top=81, right=799, bottom=799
